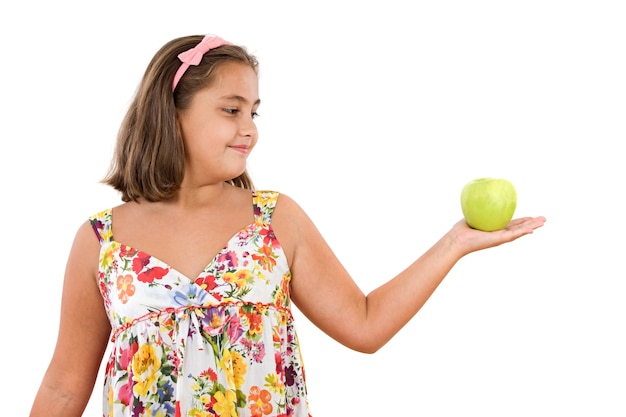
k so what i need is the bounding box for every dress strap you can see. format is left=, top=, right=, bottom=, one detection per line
left=89, top=208, right=114, bottom=243
left=252, top=190, right=279, bottom=226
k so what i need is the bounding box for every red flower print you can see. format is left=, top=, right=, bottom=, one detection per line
left=119, top=245, right=136, bottom=258
left=200, top=367, right=218, bottom=381
left=204, top=396, right=217, bottom=412
left=137, top=266, right=169, bottom=283
left=132, top=251, right=151, bottom=273
left=195, top=275, right=218, bottom=292
left=247, top=312, right=263, bottom=336
left=248, top=385, right=273, bottom=416
left=275, top=351, right=284, bottom=376
left=105, top=355, right=114, bottom=374
left=259, top=227, right=280, bottom=248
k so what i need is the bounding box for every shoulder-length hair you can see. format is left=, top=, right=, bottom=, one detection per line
left=103, top=35, right=259, bottom=202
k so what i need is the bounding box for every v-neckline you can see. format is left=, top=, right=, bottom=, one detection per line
left=105, top=190, right=262, bottom=282
left=109, top=221, right=258, bottom=282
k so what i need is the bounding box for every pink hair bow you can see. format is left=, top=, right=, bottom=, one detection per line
left=172, top=35, right=230, bottom=91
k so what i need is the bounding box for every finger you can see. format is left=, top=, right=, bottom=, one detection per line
left=506, top=217, right=534, bottom=227
left=506, top=216, right=546, bottom=234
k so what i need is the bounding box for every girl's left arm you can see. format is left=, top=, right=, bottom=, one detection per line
left=272, top=193, right=545, bottom=354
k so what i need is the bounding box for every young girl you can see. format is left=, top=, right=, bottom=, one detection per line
left=29, top=34, right=545, bottom=417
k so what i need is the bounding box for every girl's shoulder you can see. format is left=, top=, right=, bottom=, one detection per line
left=88, top=201, right=135, bottom=243
left=270, top=191, right=302, bottom=217
left=271, top=192, right=316, bottom=237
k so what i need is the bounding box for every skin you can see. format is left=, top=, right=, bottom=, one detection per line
left=30, top=61, right=546, bottom=416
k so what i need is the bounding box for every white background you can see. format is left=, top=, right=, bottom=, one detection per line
left=2, top=1, right=625, bottom=416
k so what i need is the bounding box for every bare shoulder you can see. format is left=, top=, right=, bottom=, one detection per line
left=73, top=218, right=100, bottom=247
left=274, top=192, right=311, bottom=225
left=272, top=193, right=300, bottom=244
left=274, top=192, right=302, bottom=214
left=273, top=193, right=318, bottom=263
left=69, top=219, right=102, bottom=277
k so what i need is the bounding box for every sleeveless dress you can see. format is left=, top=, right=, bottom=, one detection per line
left=89, top=191, right=311, bottom=417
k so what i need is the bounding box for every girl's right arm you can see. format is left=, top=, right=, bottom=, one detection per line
left=29, top=221, right=112, bottom=417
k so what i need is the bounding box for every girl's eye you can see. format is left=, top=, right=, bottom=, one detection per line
left=223, top=108, right=259, bottom=119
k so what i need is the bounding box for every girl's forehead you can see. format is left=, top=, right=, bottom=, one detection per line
left=206, top=63, right=259, bottom=97
left=191, top=64, right=260, bottom=105
left=212, top=62, right=258, bottom=86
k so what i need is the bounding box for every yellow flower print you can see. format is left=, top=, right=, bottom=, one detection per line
left=187, top=407, right=209, bottom=417
left=94, top=210, right=113, bottom=241
left=264, top=373, right=285, bottom=396
left=210, top=312, right=222, bottom=329
left=257, top=193, right=272, bottom=208
left=277, top=310, right=288, bottom=326
left=107, top=384, right=114, bottom=411
left=281, top=272, right=291, bottom=291
left=213, top=389, right=237, bottom=417
left=254, top=194, right=273, bottom=225
left=273, top=288, right=285, bottom=308
left=223, top=269, right=251, bottom=290
left=232, top=352, right=247, bottom=387
left=219, top=349, right=247, bottom=389
left=131, top=344, right=161, bottom=397
left=100, top=241, right=119, bottom=270
left=252, top=265, right=269, bottom=285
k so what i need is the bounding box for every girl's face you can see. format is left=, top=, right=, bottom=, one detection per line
left=177, top=61, right=260, bottom=187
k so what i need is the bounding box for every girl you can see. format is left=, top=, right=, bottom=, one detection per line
left=30, top=34, right=545, bottom=417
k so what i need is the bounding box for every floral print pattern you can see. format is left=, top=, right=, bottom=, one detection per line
left=90, top=191, right=310, bottom=416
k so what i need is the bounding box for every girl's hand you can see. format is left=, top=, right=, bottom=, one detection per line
left=450, top=216, right=547, bottom=256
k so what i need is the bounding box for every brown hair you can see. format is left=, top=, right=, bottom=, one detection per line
left=103, top=35, right=259, bottom=202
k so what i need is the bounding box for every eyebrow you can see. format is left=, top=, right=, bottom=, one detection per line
left=221, top=95, right=261, bottom=106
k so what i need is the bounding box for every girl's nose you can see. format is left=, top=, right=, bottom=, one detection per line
left=240, top=115, right=258, bottom=138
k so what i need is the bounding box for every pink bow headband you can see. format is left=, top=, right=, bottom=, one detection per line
left=172, top=34, right=230, bottom=91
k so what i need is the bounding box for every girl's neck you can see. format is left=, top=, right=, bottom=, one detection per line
left=144, top=181, right=234, bottom=211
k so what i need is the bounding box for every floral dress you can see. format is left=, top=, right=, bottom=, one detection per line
left=90, top=191, right=311, bottom=417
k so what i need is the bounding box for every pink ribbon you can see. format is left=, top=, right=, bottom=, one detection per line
left=172, top=35, right=230, bottom=91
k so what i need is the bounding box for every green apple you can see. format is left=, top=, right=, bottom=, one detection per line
left=460, top=178, right=517, bottom=232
